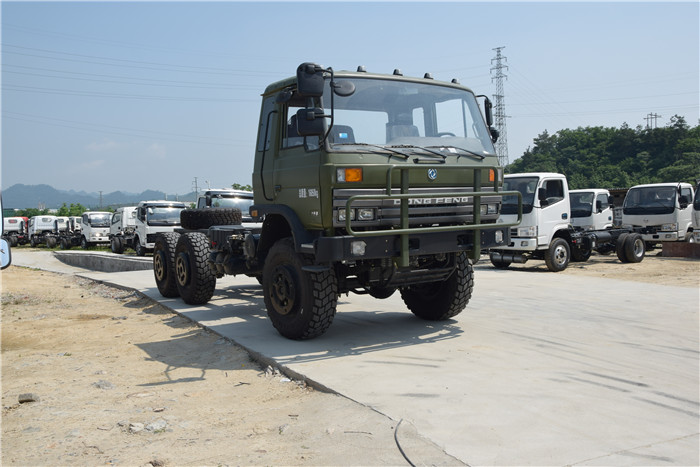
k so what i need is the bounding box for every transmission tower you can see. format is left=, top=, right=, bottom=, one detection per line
left=490, top=46, right=510, bottom=167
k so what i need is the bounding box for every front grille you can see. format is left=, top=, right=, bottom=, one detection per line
left=333, top=187, right=501, bottom=228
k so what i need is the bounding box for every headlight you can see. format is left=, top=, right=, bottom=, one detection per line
left=357, top=208, right=376, bottom=221
left=480, top=204, right=498, bottom=215
left=661, top=223, right=678, bottom=231
left=338, top=209, right=356, bottom=222
left=517, top=226, right=538, bottom=237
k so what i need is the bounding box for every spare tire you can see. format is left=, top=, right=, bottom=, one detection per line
left=180, top=208, right=242, bottom=230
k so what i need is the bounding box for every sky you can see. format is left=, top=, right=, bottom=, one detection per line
left=1, top=1, right=698, bottom=196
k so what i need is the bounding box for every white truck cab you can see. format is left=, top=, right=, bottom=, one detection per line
left=109, top=206, right=137, bottom=254
left=622, top=182, right=695, bottom=245
left=693, top=186, right=700, bottom=242
left=498, top=172, right=569, bottom=250
left=2, top=217, right=29, bottom=246
left=28, top=215, right=58, bottom=247
left=134, top=200, right=187, bottom=256
left=570, top=189, right=614, bottom=231
left=79, top=211, right=112, bottom=248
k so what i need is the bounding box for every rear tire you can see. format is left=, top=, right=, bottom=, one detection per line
left=60, top=238, right=70, bottom=250
left=623, top=233, right=645, bottom=263
left=175, top=232, right=216, bottom=305
left=111, top=237, right=124, bottom=254
left=544, top=238, right=570, bottom=272
left=153, top=232, right=181, bottom=298
left=616, top=233, right=630, bottom=263
left=46, top=236, right=57, bottom=248
left=262, top=238, right=337, bottom=340
left=400, top=252, right=473, bottom=320
left=81, top=236, right=90, bottom=249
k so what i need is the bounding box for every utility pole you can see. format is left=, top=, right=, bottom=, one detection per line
left=99, top=191, right=103, bottom=209
left=491, top=46, right=510, bottom=167
left=645, top=112, right=661, bottom=129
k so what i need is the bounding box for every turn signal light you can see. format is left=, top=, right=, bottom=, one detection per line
left=337, top=168, right=363, bottom=182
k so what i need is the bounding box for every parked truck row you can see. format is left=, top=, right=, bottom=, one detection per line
left=488, top=173, right=696, bottom=272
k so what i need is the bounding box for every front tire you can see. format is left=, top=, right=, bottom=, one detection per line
left=175, top=232, right=216, bottom=305
left=544, top=238, right=570, bottom=272
left=154, top=232, right=181, bottom=298
left=262, top=238, right=337, bottom=340
left=81, top=236, right=90, bottom=250
left=134, top=237, right=146, bottom=256
left=400, top=252, right=473, bottom=320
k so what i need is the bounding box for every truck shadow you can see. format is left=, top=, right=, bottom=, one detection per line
left=131, top=283, right=464, bottom=379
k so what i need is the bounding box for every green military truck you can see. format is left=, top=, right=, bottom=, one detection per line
left=154, top=62, right=521, bottom=339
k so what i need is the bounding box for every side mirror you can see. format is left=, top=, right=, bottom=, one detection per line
left=595, top=200, right=603, bottom=213
left=538, top=187, right=547, bottom=203
left=608, top=195, right=615, bottom=207
left=296, top=62, right=325, bottom=98
left=679, top=195, right=689, bottom=208
left=489, top=127, right=500, bottom=143
left=296, top=108, right=326, bottom=136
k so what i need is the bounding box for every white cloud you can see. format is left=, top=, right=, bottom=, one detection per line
left=147, top=143, right=167, bottom=160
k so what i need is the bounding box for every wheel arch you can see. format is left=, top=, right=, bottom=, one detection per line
left=254, top=205, right=317, bottom=257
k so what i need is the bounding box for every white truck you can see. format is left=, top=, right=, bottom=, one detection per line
left=28, top=215, right=58, bottom=247
left=109, top=206, right=137, bottom=254
left=53, top=216, right=83, bottom=249
left=693, top=185, right=700, bottom=242
left=2, top=216, right=29, bottom=247
left=133, top=200, right=187, bottom=256
left=490, top=172, right=644, bottom=271
left=196, top=189, right=255, bottom=222
left=78, top=211, right=112, bottom=249
left=621, top=182, right=695, bottom=247
left=569, top=189, right=614, bottom=231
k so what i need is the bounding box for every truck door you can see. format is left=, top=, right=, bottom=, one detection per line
left=538, top=177, right=568, bottom=246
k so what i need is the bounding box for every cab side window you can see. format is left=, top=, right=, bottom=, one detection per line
left=256, top=96, right=276, bottom=152
left=542, top=180, right=564, bottom=206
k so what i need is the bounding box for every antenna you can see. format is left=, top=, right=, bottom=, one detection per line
left=491, top=46, right=510, bottom=167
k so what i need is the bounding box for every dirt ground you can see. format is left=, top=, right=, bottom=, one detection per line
left=1, top=253, right=698, bottom=466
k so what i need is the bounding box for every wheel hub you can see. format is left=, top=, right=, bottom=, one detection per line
left=176, top=252, right=190, bottom=287
left=154, top=251, right=166, bottom=281
left=269, top=265, right=296, bottom=315
left=553, top=245, right=568, bottom=265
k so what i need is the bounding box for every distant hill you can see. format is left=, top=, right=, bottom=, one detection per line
left=3, top=184, right=197, bottom=209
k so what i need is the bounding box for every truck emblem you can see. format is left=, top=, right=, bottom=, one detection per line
left=427, top=168, right=437, bottom=181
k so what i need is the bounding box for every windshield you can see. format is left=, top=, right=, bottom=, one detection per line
left=623, top=187, right=676, bottom=215
left=570, top=192, right=594, bottom=218
left=87, top=214, right=110, bottom=227
left=502, top=177, right=538, bottom=214
left=319, top=77, right=495, bottom=156
left=147, top=207, right=184, bottom=225
left=210, top=197, right=253, bottom=212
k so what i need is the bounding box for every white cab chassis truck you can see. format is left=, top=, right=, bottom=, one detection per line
left=2, top=216, right=29, bottom=246
left=621, top=182, right=695, bottom=247
left=78, top=212, right=112, bottom=249
left=53, top=216, right=83, bottom=249
left=693, top=185, right=700, bottom=242
left=490, top=173, right=645, bottom=272
left=109, top=206, right=137, bottom=254
left=28, top=215, right=58, bottom=247
left=133, top=201, right=187, bottom=256
left=570, top=189, right=614, bottom=230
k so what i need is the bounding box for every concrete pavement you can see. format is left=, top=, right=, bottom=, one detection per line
left=8, top=249, right=700, bottom=466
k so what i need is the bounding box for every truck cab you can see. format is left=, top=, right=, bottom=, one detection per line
left=569, top=189, right=614, bottom=231
left=79, top=211, right=112, bottom=249
left=622, top=182, right=695, bottom=245
left=134, top=200, right=186, bottom=256
left=28, top=215, right=58, bottom=247
left=493, top=172, right=569, bottom=258
left=109, top=206, right=137, bottom=253
left=2, top=216, right=29, bottom=246
left=693, top=185, right=700, bottom=242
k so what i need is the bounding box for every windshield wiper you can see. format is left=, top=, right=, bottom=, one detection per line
left=332, top=142, right=410, bottom=159
left=426, top=145, right=487, bottom=161
left=390, top=144, right=446, bottom=161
